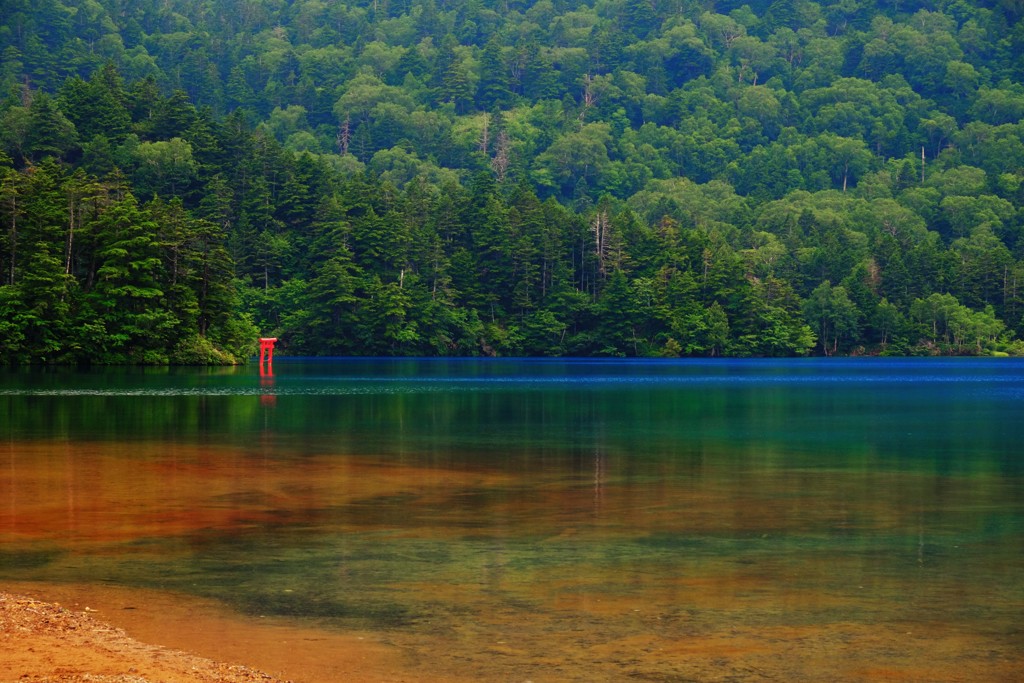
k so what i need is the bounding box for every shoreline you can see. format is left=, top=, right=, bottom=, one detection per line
left=0, top=583, right=442, bottom=683
left=4, top=581, right=1023, bottom=682
left=0, top=590, right=285, bottom=683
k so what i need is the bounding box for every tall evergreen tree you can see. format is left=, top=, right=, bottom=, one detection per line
left=84, top=193, right=174, bottom=362
left=26, top=92, right=78, bottom=161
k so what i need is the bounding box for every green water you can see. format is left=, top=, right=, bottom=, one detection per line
left=2, top=358, right=1023, bottom=680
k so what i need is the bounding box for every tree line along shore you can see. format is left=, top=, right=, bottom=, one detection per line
left=2, top=0, right=1024, bottom=362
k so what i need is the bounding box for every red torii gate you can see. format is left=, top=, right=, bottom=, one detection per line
left=258, top=337, right=277, bottom=372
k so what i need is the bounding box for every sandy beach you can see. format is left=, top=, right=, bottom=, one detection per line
left=4, top=580, right=1024, bottom=682
left=0, top=591, right=287, bottom=683
left=0, top=584, right=455, bottom=683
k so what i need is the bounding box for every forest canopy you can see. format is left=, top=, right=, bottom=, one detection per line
left=1, top=0, right=1023, bottom=362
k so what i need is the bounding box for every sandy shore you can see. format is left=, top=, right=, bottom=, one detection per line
left=5, top=582, right=1021, bottom=682
left=0, top=591, right=288, bottom=683
left=0, top=584, right=450, bottom=683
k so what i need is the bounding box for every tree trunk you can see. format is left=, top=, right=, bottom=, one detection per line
left=7, top=194, right=16, bottom=286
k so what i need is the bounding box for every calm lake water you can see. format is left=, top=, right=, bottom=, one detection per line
left=2, top=358, right=1023, bottom=681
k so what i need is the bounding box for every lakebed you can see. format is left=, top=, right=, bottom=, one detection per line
left=3, top=359, right=1023, bottom=681
left=3, top=580, right=1021, bottom=682
left=1, top=582, right=442, bottom=683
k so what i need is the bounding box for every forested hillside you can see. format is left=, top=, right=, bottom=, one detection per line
left=2, top=0, right=1024, bottom=361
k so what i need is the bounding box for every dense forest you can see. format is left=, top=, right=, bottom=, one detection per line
left=2, top=0, right=1023, bottom=362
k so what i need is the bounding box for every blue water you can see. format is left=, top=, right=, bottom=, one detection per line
left=1, top=358, right=1022, bottom=680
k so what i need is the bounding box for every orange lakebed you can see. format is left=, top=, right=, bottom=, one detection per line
left=3, top=439, right=1022, bottom=682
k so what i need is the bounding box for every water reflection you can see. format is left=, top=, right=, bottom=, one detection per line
left=259, top=366, right=276, bottom=407
left=1, top=359, right=1023, bottom=680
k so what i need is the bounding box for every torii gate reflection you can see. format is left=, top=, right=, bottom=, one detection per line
left=258, top=337, right=277, bottom=406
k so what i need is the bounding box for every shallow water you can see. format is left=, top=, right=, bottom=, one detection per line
left=2, top=359, right=1023, bottom=681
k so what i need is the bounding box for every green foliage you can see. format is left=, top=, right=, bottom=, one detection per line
left=1, top=0, right=1023, bottom=362
left=910, top=293, right=1005, bottom=354
left=803, top=281, right=861, bottom=356
left=0, top=161, right=250, bottom=364
left=169, top=333, right=238, bottom=365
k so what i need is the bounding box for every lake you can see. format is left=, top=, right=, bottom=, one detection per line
left=2, top=358, right=1022, bottom=681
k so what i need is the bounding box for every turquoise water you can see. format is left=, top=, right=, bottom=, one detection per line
left=2, top=358, right=1023, bottom=680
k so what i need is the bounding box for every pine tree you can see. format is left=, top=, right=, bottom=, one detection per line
left=478, top=38, right=511, bottom=110
left=148, top=89, right=198, bottom=140
left=57, top=65, right=131, bottom=142
left=85, top=193, right=174, bottom=362
left=26, top=92, right=79, bottom=161
left=7, top=161, right=76, bottom=361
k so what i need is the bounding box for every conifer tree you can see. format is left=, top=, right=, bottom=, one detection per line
left=26, top=92, right=78, bottom=161
left=85, top=193, right=174, bottom=362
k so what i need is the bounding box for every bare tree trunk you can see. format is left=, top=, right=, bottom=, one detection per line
left=478, top=114, right=489, bottom=154
left=337, top=116, right=351, bottom=156
left=7, top=194, right=16, bottom=286
left=591, top=211, right=609, bottom=279
left=65, top=193, right=78, bottom=276
left=491, top=131, right=511, bottom=181
left=579, top=74, right=595, bottom=124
